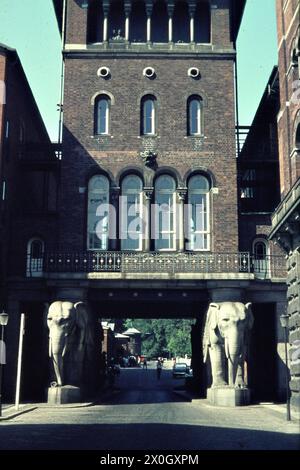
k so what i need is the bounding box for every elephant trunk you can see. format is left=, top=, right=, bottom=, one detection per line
left=225, top=331, right=242, bottom=386
left=49, top=325, right=69, bottom=386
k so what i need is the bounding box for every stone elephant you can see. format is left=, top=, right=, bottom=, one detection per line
left=203, top=302, right=254, bottom=388
left=47, top=301, right=94, bottom=387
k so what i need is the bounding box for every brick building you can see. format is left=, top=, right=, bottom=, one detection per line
left=269, top=0, right=300, bottom=418
left=1, top=1, right=289, bottom=405
left=0, top=44, right=60, bottom=400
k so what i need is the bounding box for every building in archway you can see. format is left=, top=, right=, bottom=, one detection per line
left=1, top=1, right=288, bottom=404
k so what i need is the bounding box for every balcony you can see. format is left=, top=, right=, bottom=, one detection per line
left=26, top=251, right=287, bottom=280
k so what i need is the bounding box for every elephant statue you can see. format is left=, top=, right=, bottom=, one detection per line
left=203, top=302, right=254, bottom=388
left=47, top=301, right=94, bottom=387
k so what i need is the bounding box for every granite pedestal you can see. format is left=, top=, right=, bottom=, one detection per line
left=207, top=387, right=251, bottom=406
left=47, top=385, right=81, bottom=405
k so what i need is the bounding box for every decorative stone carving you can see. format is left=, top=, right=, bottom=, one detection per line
left=144, top=188, right=154, bottom=200
left=177, top=188, right=187, bottom=201
left=203, top=302, right=254, bottom=389
left=139, top=150, right=157, bottom=168
left=111, top=29, right=125, bottom=41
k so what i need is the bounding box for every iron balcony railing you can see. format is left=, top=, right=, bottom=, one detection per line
left=26, top=251, right=287, bottom=278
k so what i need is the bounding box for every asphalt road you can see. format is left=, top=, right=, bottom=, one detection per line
left=0, top=363, right=299, bottom=451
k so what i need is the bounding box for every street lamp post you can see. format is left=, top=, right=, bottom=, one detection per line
left=0, top=310, right=9, bottom=417
left=280, top=314, right=291, bottom=421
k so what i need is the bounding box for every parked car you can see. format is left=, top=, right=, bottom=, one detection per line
left=172, top=363, right=189, bottom=378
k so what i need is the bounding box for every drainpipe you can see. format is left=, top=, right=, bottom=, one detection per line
left=58, top=0, right=67, bottom=145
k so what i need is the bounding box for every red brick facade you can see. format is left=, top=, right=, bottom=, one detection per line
left=61, top=55, right=238, bottom=252
left=276, top=0, right=300, bottom=194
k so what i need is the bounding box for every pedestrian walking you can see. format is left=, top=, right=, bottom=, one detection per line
left=143, top=358, right=147, bottom=369
left=156, top=359, right=162, bottom=380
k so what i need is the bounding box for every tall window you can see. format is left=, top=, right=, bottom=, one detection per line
left=151, top=0, right=168, bottom=42
left=87, top=0, right=103, bottom=43
left=187, top=175, right=210, bottom=251
left=154, top=175, right=176, bottom=251
left=87, top=175, right=110, bottom=250
left=120, top=175, right=143, bottom=251
left=130, top=1, right=147, bottom=42
left=95, top=95, right=110, bottom=135
left=173, top=1, right=189, bottom=43
left=141, top=95, right=156, bottom=135
left=188, top=96, right=203, bottom=135
left=253, top=239, right=269, bottom=278
left=26, top=238, right=44, bottom=277
left=194, top=1, right=211, bottom=44
left=108, top=0, right=125, bottom=39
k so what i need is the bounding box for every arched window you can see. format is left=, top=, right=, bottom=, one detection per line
left=130, top=1, right=147, bottom=42
left=26, top=238, right=44, bottom=277
left=141, top=95, right=156, bottom=135
left=95, top=95, right=110, bottom=135
left=194, top=1, right=211, bottom=44
left=173, top=1, right=189, bottom=43
left=253, top=239, right=269, bottom=278
left=151, top=0, right=168, bottom=42
left=187, top=175, right=210, bottom=251
left=188, top=96, right=203, bottom=136
left=87, top=175, right=110, bottom=250
left=120, top=175, right=143, bottom=250
left=154, top=175, right=176, bottom=251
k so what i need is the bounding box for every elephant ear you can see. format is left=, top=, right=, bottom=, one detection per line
left=203, top=303, right=219, bottom=363
left=245, top=302, right=254, bottom=329
left=208, top=303, right=219, bottom=329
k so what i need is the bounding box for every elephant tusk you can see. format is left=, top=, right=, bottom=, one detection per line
left=62, top=341, right=68, bottom=357
left=225, top=337, right=230, bottom=360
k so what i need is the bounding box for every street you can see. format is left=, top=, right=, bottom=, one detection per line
left=0, top=362, right=299, bottom=450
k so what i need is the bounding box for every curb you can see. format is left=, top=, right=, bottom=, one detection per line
left=37, top=402, right=94, bottom=409
left=0, top=406, right=37, bottom=421
left=172, top=389, right=193, bottom=402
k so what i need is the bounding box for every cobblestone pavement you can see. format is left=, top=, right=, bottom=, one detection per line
left=0, top=365, right=299, bottom=450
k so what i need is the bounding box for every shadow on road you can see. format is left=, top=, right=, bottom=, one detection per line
left=0, top=422, right=298, bottom=450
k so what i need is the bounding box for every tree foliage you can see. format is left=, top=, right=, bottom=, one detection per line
left=124, top=318, right=193, bottom=357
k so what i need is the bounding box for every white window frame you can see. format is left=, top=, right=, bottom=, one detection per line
left=87, top=175, right=110, bottom=251
left=120, top=175, right=143, bottom=251
left=95, top=96, right=110, bottom=135
left=252, top=238, right=270, bottom=279
left=188, top=97, right=202, bottom=136
left=154, top=175, right=177, bottom=252
left=187, top=175, right=210, bottom=252
left=142, top=96, right=156, bottom=135
left=26, top=238, right=44, bottom=278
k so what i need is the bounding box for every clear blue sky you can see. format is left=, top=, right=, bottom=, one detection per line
left=0, top=0, right=277, bottom=141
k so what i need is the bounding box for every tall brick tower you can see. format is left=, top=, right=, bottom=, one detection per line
left=270, top=0, right=300, bottom=419
left=54, top=0, right=242, bottom=254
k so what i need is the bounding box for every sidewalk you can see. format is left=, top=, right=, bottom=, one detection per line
left=0, top=404, right=37, bottom=421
